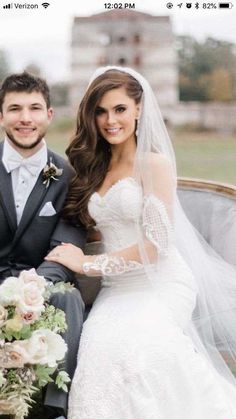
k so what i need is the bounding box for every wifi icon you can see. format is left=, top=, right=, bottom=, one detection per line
left=42, top=2, right=50, bottom=8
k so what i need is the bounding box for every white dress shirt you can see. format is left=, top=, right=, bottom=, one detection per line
left=2, top=138, right=47, bottom=225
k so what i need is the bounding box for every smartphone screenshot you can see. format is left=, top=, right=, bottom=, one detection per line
left=0, top=2, right=236, bottom=419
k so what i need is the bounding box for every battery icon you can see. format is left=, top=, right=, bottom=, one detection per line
left=218, top=2, right=233, bottom=7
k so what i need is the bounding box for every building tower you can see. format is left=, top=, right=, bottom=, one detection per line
left=70, top=10, right=178, bottom=120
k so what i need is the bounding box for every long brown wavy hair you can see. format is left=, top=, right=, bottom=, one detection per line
left=63, top=69, right=143, bottom=228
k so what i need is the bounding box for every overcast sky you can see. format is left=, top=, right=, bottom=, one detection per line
left=0, top=0, right=235, bottom=82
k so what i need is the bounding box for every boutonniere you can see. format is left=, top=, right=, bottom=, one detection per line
left=42, top=158, right=63, bottom=188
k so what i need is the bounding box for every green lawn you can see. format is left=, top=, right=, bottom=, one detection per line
left=46, top=120, right=236, bottom=185
left=172, top=131, right=236, bottom=184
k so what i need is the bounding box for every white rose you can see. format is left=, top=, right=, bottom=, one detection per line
left=17, top=283, right=45, bottom=315
left=0, top=369, right=6, bottom=387
left=0, top=277, right=22, bottom=306
left=0, top=341, right=30, bottom=368
left=0, top=305, right=7, bottom=327
left=25, top=329, right=67, bottom=367
left=19, top=269, right=47, bottom=292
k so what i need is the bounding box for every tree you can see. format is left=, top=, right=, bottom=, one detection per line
left=0, top=49, right=10, bottom=83
left=177, top=36, right=236, bottom=101
left=24, top=63, right=42, bottom=76
left=201, top=68, right=233, bottom=101
left=50, top=82, right=69, bottom=107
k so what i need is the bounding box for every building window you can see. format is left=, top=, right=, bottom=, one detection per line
left=118, top=57, right=127, bottom=65
left=118, top=36, right=127, bottom=44
left=133, top=34, right=141, bottom=44
left=134, top=55, right=141, bottom=66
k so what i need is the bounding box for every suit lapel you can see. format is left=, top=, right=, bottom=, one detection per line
left=12, top=149, right=54, bottom=245
left=0, top=142, right=17, bottom=232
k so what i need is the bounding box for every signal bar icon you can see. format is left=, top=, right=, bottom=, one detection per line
left=3, top=3, right=12, bottom=8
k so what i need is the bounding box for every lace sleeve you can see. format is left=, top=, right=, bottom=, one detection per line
left=83, top=254, right=142, bottom=277
left=142, top=194, right=174, bottom=257
left=82, top=195, right=173, bottom=277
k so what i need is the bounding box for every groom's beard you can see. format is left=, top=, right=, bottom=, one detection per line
left=5, top=130, right=45, bottom=150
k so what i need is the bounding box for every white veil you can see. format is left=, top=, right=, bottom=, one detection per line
left=89, top=66, right=236, bottom=387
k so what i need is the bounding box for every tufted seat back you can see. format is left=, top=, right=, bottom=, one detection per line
left=178, top=178, right=236, bottom=266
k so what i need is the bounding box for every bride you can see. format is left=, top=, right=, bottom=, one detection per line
left=46, top=66, right=236, bottom=418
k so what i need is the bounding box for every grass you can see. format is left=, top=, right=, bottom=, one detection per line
left=46, top=119, right=236, bottom=185
left=172, top=130, right=236, bottom=184
left=46, top=117, right=76, bottom=157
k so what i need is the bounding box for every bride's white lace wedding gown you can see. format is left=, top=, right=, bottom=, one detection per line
left=68, top=178, right=236, bottom=419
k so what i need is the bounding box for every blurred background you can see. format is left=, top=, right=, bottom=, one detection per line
left=0, top=0, right=236, bottom=183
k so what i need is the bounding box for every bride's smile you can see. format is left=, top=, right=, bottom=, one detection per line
left=95, top=86, right=140, bottom=147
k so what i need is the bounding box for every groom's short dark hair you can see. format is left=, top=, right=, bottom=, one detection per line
left=0, top=71, right=51, bottom=111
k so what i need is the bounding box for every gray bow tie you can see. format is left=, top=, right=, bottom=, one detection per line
left=7, top=155, right=42, bottom=176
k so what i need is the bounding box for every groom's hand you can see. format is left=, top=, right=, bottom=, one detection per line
left=45, top=242, right=85, bottom=274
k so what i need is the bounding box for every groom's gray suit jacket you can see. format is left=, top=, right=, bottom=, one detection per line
left=0, top=141, right=87, bottom=413
left=0, top=141, right=86, bottom=282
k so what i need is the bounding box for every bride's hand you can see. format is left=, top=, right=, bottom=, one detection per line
left=45, top=242, right=85, bottom=274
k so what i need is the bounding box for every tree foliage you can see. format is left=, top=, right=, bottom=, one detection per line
left=24, top=63, right=42, bottom=77
left=177, top=36, right=236, bottom=101
left=50, top=82, right=69, bottom=107
left=0, top=49, right=10, bottom=83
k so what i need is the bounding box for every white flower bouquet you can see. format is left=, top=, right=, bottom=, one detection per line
left=0, top=269, right=72, bottom=419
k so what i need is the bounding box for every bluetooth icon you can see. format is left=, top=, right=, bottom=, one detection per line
left=195, top=2, right=199, bottom=7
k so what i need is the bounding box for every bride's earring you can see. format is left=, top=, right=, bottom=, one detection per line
left=135, top=118, right=140, bottom=137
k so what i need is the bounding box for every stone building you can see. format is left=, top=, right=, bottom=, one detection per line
left=70, top=10, right=178, bottom=119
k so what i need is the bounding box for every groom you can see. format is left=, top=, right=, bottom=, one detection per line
left=0, top=72, right=87, bottom=419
